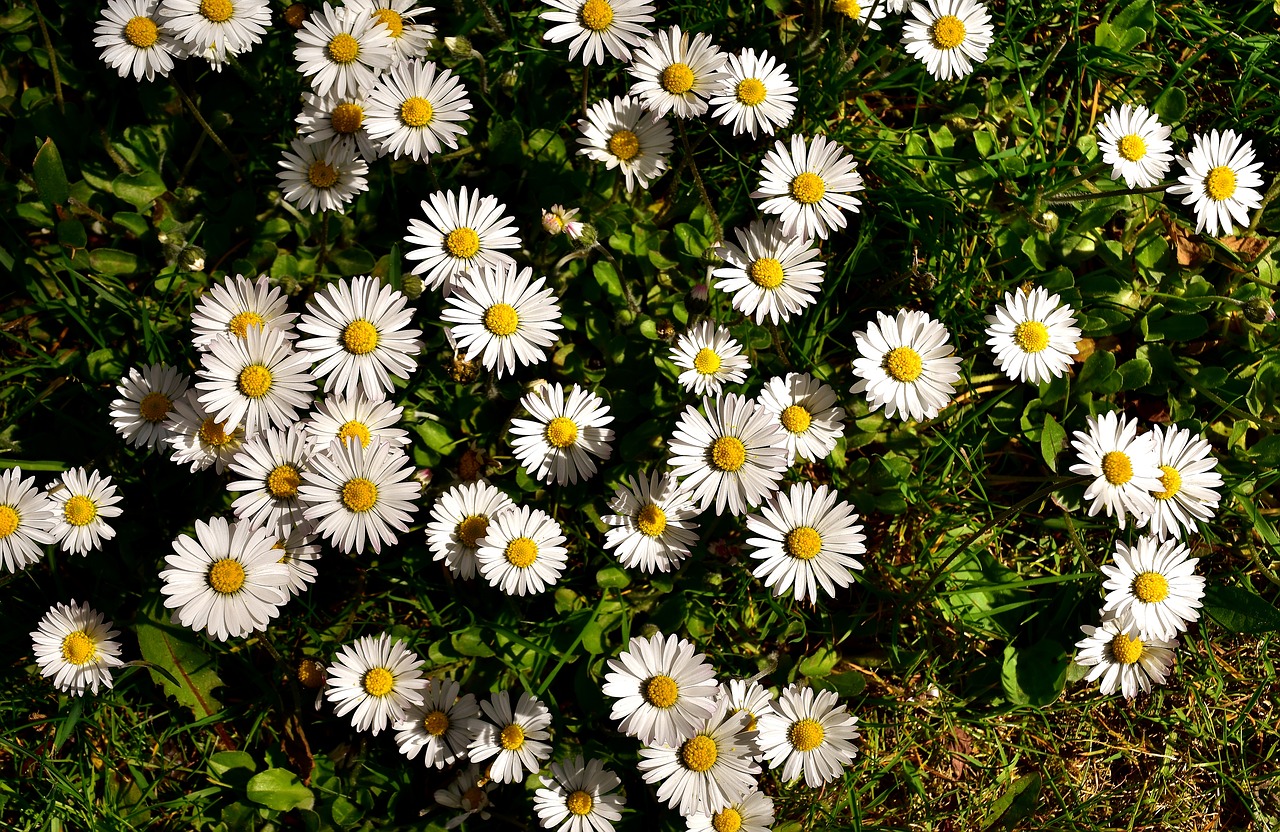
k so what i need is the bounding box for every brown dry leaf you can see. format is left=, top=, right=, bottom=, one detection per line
left=1168, top=221, right=1210, bottom=266
left=1220, top=235, right=1271, bottom=261
left=1072, top=337, right=1095, bottom=363
left=944, top=726, right=974, bottom=780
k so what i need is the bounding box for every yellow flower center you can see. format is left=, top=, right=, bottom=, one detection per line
left=341, top=319, right=379, bottom=355
left=372, top=7, right=404, bottom=37
left=679, top=734, right=718, bottom=772
left=1117, top=134, right=1147, bottom=162
left=237, top=364, right=273, bottom=399
left=643, top=674, right=679, bottom=708
left=789, top=172, right=826, bottom=205
left=1154, top=465, right=1182, bottom=500
left=607, top=129, right=640, bottom=161
left=0, top=506, right=17, bottom=539
left=930, top=14, right=966, bottom=49
left=139, top=391, right=172, bottom=422
left=444, top=227, right=481, bottom=259
left=341, top=478, right=379, bottom=512
left=297, top=658, right=325, bottom=688
left=779, top=404, right=812, bottom=434
left=566, top=789, right=594, bottom=816
left=63, top=495, right=97, bottom=527
left=423, top=709, right=450, bottom=736
left=1133, top=571, right=1170, bottom=603
left=636, top=503, right=667, bottom=537
left=208, top=558, right=247, bottom=594
left=735, top=78, right=767, bottom=106
left=400, top=96, right=434, bottom=127
left=692, top=347, right=722, bottom=375
left=1013, top=320, right=1050, bottom=353
left=227, top=310, right=265, bottom=338
left=307, top=160, right=339, bottom=189
left=327, top=32, right=360, bottom=64
left=1206, top=165, right=1237, bottom=201
left=284, top=3, right=307, bottom=27
left=660, top=62, right=695, bottom=94
left=484, top=303, right=520, bottom=336
left=832, top=0, right=861, bottom=19
left=338, top=420, right=372, bottom=448
left=199, top=0, right=233, bottom=24
left=330, top=102, right=365, bottom=134
left=1101, top=451, right=1133, bottom=486
left=788, top=717, right=825, bottom=751
left=710, top=436, right=747, bottom=472
left=785, top=526, right=823, bottom=560
left=199, top=418, right=231, bottom=447
left=124, top=16, right=159, bottom=48
left=712, top=808, right=744, bottom=832
left=61, top=631, right=96, bottom=666
left=1110, top=632, right=1143, bottom=665
left=266, top=464, right=301, bottom=499
left=457, top=515, right=489, bottom=548
left=883, top=346, right=923, bottom=382
left=362, top=666, right=395, bottom=696
left=749, top=257, right=785, bottom=289
left=505, top=536, right=539, bottom=568
left=499, top=723, right=525, bottom=750
left=578, top=0, right=614, bottom=31
left=545, top=416, right=579, bottom=449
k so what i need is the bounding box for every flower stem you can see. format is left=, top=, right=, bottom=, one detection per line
left=172, top=78, right=241, bottom=180
left=676, top=120, right=723, bottom=244
left=1046, top=184, right=1168, bottom=204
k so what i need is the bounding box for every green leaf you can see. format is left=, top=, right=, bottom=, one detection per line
left=592, top=261, right=624, bottom=302
left=1113, top=0, right=1155, bottom=31
left=1117, top=357, right=1152, bottom=390
left=980, top=772, right=1042, bottom=830
left=135, top=614, right=224, bottom=720
left=452, top=627, right=495, bottom=657
left=1040, top=413, right=1065, bottom=471
left=811, top=671, right=866, bottom=697
left=329, top=795, right=362, bottom=828
left=1001, top=641, right=1068, bottom=706
left=1075, top=350, right=1116, bottom=393
left=527, top=128, right=568, bottom=166
left=1153, top=88, right=1187, bottom=125
left=1202, top=585, right=1280, bottom=633
left=112, top=171, right=167, bottom=209
left=1020, top=235, right=1050, bottom=271
left=412, top=420, right=454, bottom=454
left=246, top=768, right=314, bottom=812
left=33, top=138, right=69, bottom=209
left=329, top=246, right=376, bottom=277
left=1250, top=435, right=1280, bottom=467
left=85, top=348, right=125, bottom=384
left=1143, top=312, right=1208, bottom=342
left=798, top=647, right=839, bottom=678
left=56, top=219, right=87, bottom=249
left=88, top=248, right=140, bottom=275
left=595, top=566, right=630, bottom=589
left=112, top=211, right=150, bottom=237
left=208, top=751, right=257, bottom=779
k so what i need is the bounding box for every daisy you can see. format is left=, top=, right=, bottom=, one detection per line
left=1168, top=129, right=1266, bottom=237
left=164, top=390, right=247, bottom=474
left=719, top=678, right=776, bottom=734
left=394, top=677, right=483, bottom=768
left=0, top=466, right=56, bottom=574
left=627, top=25, right=729, bottom=119
left=159, top=516, right=291, bottom=641
left=365, top=59, right=472, bottom=162
left=602, top=471, right=700, bottom=574
left=534, top=755, right=626, bottom=832
left=685, top=791, right=775, bottom=832
left=668, top=393, right=791, bottom=516
left=1068, top=411, right=1162, bottom=529
left=46, top=468, right=123, bottom=557
left=746, top=483, right=865, bottom=602
left=510, top=383, right=615, bottom=486
left=602, top=631, right=719, bottom=746
left=984, top=286, right=1081, bottom=385
left=344, top=0, right=436, bottom=63
left=756, top=373, right=846, bottom=463
left=577, top=95, right=674, bottom=194
left=541, top=204, right=585, bottom=239
left=1096, top=103, right=1174, bottom=188
left=1143, top=424, right=1224, bottom=539
left=296, top=275, right=423, bottom=402
left=901, top=0, right=994, bottom=82
left=708, top=48, right=797, bottom=138
left=304, top=393, right=410, bottom=452
left=468, top=690, right=554, bottom=784
left=325, top=632, right=428, bottom=735
left=299, top=437, right=420, bottom=555
left=712, top=220, right=823, bottom=325
left=159, top=0, right=270, bottom=68
left=195, top=323, right=316, bottom=436
left=277, top=137, right=370, bottom=215
left=110, top=363, right=190, bottom=450
left=30, top=601, right=124, bottom=696
left=434, top=763, right=496, bottom=829
left=850, top=308, right=963, bottom=422
left=637, top=701, right=761, bottom=817
left=425, top=481, right=516, bottom=579
left=226, top=426, right=312, bottom=535
left=830, top=0, right=890, bottom=27
left=1101, top=536, right=1204, bottom=640
left=273, top=521, right=322, bottom=597
left=669, top=322, right=750, bottom=397
left=541, top=0, right=655, bottom=65
left=190, top=273, right=299, bottom=351
left=752, top=134, right=864, bottom=240
left=441, top=264, right=564, bottom=378
left=1074, top=613, right=1177, bottom=699
left=95, top=0, right=179, bottom=82
left=293, top=2, right=394, bottom=98
left=757, top=683, right=859, bottom=787
left=403, top=187, right=522, bottom=295
left=297, top=91, right=383, bottom=164
left=474, top=505, right=568, bottom=596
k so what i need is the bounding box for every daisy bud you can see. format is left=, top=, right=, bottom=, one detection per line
left=284, top=3, right=308, bottom=28
left=572, top=222, right=599, bottom=249
left=181, top=247, right=206, bottom=272
left=297, top=658, right=325, bottom=689
left=1037, top=210, right=1059, bottom=233
left=444, top=35, right=475, bottom=61
left=413, top=468, right=433, bottom=489
left=1243, top=297, right=1275, bottom=324
left=541, top=209, right=564, bottom=235
left=686, top=282, right=711, bottom=315
left=400, top=273, right=424, bottom=300
left=446, top=356, right=480, bottom=384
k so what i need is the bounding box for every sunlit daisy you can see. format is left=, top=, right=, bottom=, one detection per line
left=226, top=426, right=312, bottom=535
left=468, top=690, right=554, bottom=784
left=325, top=632, right=427, bottom=735
left=1168, top=129, right=1266, bottom=237
left=668, top=393, right=790, bottom=516
left=746, top=483, right=865, bottom=602
left=510, top=383, right=615, bottom=486
left=195, top=323, right=316, bottom=436
left=441, top=264, right=565, bottom=378
left=0, top=467, right=56, bottom=574
left=603, top=471, right=700, bottom=574
left=1142, top=424, right=1223, bottom=539
left=299, top=437, right=421, bottom=555
left=708, top=48, right=797, bottom=138
left=577, top=95, right=674, bottom=194
left=627, top=25, right=728, bottom=119
left=534, top=755, right=626, bottom=832
left=984, top=286, right=1081, bottom=385
left=637, top=700, right=760, bottom=817
left=404, top=187, right=522, bottom=295
left=474, top=505, right=568, bottom=596
left=304, top=394, right=410, bottom=452
left=901, top=0, right=994, bottom=82
left=752, top=134, right=863, bottom=240
left=602, top=632, right=719, bottom=746
left=365, top=59, right=473, bottom=162
left=1096, top=103, right=1174, bottom=188
left=757, top=683, right=859, bottom=787
left=394, top=677, right=484, bottom=769
left=712, top=220, right=823, bottom=325
left=718, top=678, right=776, bottom=748
left=30, top=601, right=124, bottom=696
left=95, top=0, right=180, bottom=82
left=1068, top=411, right=1162, bottom=530
left=159, top=0, right=271, bottom=69
left=164, top=390, right=247, bottom=474
left=294, top=2, right=394, bottom=98
left=1074, top=613, right=1177, bottom=699
left=685, top=791, right=775, bottom=832
left=110, top=363, right=190, bottom=450
left=850, top=308, right=963, bottom=422
left=829, top=0, right=889, bottom=28
left=297, top=91, right=383, bottom=163
left=425, top=480, right=516, bottom=579
left=344, top=0, right=436, bottom=63
left=756, top=373, right=845, bottom=463
left=541, top=0, right=655, bottom=65
left=669, top=321, right=751, bottom=397
left=191, top=273, right=299, bottom=351
left=46, top=468, right=123, bottom=557
left=434, top=763, right=496, bottom=829
left=277, top=137, right=370, bottom=214
left=1101, top=536, right=1204, bottom=641
left=273, top=521, right=322, bottom=597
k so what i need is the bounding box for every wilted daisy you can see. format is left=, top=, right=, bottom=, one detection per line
left=30, top=601, right=124, bottom=696
left=669, top=321, right=751, bottom=397
left=1143, top=424, right=1223, bottom=539
left=277, top=137, right=370, bottom=214
left=95, top=0, right=180, bottom=82
left=756, top=373, right=846, bottom=463
left=510, top=383, right=615, bottom=486
left=636, top=701, right=760, bottom=817
left=829, top=0, right=888, bottom=28
left=394, top=678, right=483, bottom=768
left=468, top=690, right=553, bottom=784
left=425, top=481, right=515, bottom=579
left=746, top=483, right=865, bottom=602
left=46, top=468, right=123, bottom=557
left=404, top=187, right=522, bottom=294
left=305, top=394, right=410, bottom=452
left=300, top=437, right=420, bottom=555
left=293, top=2, right=394, bottom=98
left=1068, top=411, right=1162, bottom=529
left=603, top=471, right=700, bottom=574
left=325, top=632, right=428, bottom=735
left=345, top=0, right=436, bottom=62
left=365, top=59, right=472, bottom=162
left=296, top=276, right=422, bottom=402
left=1102, top=536, right=1204, bottom=641
left=627, top=25, right=728, bottom=119
left=1097, top=103, right=1174, bottom=188
left=850, top=309, right=963, bottom=422
left=534, top=755, right=626, bottom=832
left=686, top=791, right=776, bottom=832
left=712, top=220, right=824, bottom=325
left=901, top=0, right=994, bottom=82
left=984, top=286, right=1082, bottom=385
left=1168, top=129, right=1266, bottom=237
left=474, top=505, right=568, bottom=596
left=273, top=522, right=322, bottom=597
left=578, top=95, right=674, bottom=194
left=541, top=0, right=654, bottom=65
left=0, top=467, right=56, bottom=574
left=110, top=363, right=190, bottom=450
left=757, top=684, right=859, bottom=787
left=164, top=391, right=246, bottom=473
left=1074, top=614, right=1177, bottom=699
left=602, top=632, right=719, bottom=746
left=195, top=323, right=316, bottom=436
left=441, top=265, right=565, bottom=378
left=159, top=516, right=290, bottom=641
left=296, top=91, right=383, bottom=163
left=226, top=427, right=312, bottom=535
left=708, top=48, right=797, bottom=138
left=159, top=0, right=270, bottom=68
left=752, top=134, right=863, bottom=240
left=434, top=763, right=496, bottom=829
left=668, top=393, right=790, bottom=516
left=191, top=273, right=299, bottom=351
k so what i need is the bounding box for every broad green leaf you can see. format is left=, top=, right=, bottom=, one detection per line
left=89, top=248, right=140, bottom=275
left=33, top=138, right=69, bottom=209
left=1040, top=413, right=1065, bottom=471
left=798, top=647, right=839, bottom=678
left=1203, top=586, right=1280, bottom=633
left=812, top=671, right=866, bottom=698
left=330, top=795, right=362, bottom=828
left=56, top=219, right=87, bottom=249
left=85, top=348, right=125, bottom=384
left=592, top=260, right=624, bottom=301
left=1153, top=88, right=1187, bottom=125
left=1113, top=0, right=1155, bottom=31
left=412, top=420, right=454, bottom=454
left=135, top=614, right=224, bottom=719
left=1117, top=357, right=1152, bottom=390
left=112, top=171, right=166, bottom=209
left=208, top=751, right=257, bottom=779
left=1075, top=350, right=1116, bottom=393
left=980, top=772, right=1042, bottom=830
left=112, top=211, right=150, bottom=237
left=1142, top=312, right=1208, bottom=342
left=1001, top=641, right=1068, bottom=706
left=329, top=246, right=376, bottom=277
left=246, top=768, right=314, bottom=812
left=595, top=566, right=630, bottom=589
left=452, top=627, right=495, bottom=657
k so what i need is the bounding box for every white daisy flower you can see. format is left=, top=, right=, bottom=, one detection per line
left=344, top=0, right=436, bottom=63
left=304, top=393, right=410, bottom=452
left=534, top=755, right=626, bottom=832
left=46, top=468, right=123, bottom=557
left=901, top=0, right=994, bottom=82
left=510, top=383, right=615, bottom=486
left=468, top=690, right=554, bottom=784
left=425, top=480, right=516, bottom=579
left=627, top=25, right=729, bottom=119
left=404, top=187, right=522, bottom=295
left=299, top=437, right=421, bottom=555
left=365, top=59, right=472, bottom=162
left=541, top=204, right=585, bottom=239
left=94, top=0, right=179, bottom=82
left=711, top=220, right=824, bottom=325
left=1101, top=536, right=1204, bottom=641
left=708, top=48, right=797, bottom=138
left=685, top=791, right=775, bottom=832
left=0, top=466, right=56, bottom=574
left=746, top=483, right=865, bottom=602
left=159, top=516, right=291, bottom=642
left=1074, top=614, right=1177, bottom=699
left=293, top=2, right=394, bottom=99
left=30, top=601, right=124, bottom=696
left=718, top=678, right=776, bottom=735
left=756, top=372, right=846, bottom=463
left=1142, top=425, right=1223, bottom=539
left=668, top=393, right=790, bottom=516
left=278, top=136, right=371, bottom=215
left=273, top=521, right=322, bottom=597
left=1068, top=411, right=1162, bottom=530
left=191, top=273, right=299, bottom=351
left=434, top=763, right=496, bottom=829
left=164, top=390, right=246, bottom=474
left=441, top=264, right=565, bottom=378
left=394, top=677, right=484, bottom=769
left=325, top=632, right=428, bottom=735
left=158, top=0, right=270, bottom=68
left=636, top=700, right=761, bottom=817
left=226, top=426, right=312, bottom=535
left=751, top=134, right=863, bottom=240
left=541, top=0, right=654, bottom=65
left=1096, top=103, right=1174, bottom=188
left=603, top=471, right=700, bottom=574
left=195, top=323, right=316, bottom=437
left=474, top=505, right=568, bottom=596
left=669, top=321, right=751, bottom=397
left=297, top=90, right=383, bottom=164
left=110, top=363, right=190, bottom=450
left=830, top=0, right=890, bottom=27
left=1167, top=129, right=1266, bottom=237
left=757, top=683, right=859, bottom=787
left=577, top=95, right=674, bottom=194
left=602, top=631, right=719, bottom=746
left=296, top=275, right=423, bottom=402
left=983, top=286, right=1081, bottom=385
left=850, top=308, right=963, bottom=422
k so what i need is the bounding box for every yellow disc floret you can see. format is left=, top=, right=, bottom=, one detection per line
left=679, top=734, right=718, bottom=772
left=643, top=674, right=679, bottom=708
left=61, top=631, right=96, bottom=665
left=484, top=303, right=520, bottom=336
left=735, top=78, right=767, bottom=106
left=544, top=416, right=579, bottom=449
left=1132, top=571, right=1170, bottom=604
left=660, top=62, right=695, bottom=94
left=1205, top=165, right=1237, bottom=202
left=237, top=364, right=273, bottom=399
left=330, top=102, right=365, bottom=134
left=362, top=666, right=394, bottom=696
left=505, top=536, right=539, bottom=568
left=266, top=464, right=301, bottom=499
left=199, top=418, right=231, bottom=447
left=63, top=495, right=98, bottom=527
left=457, top=515, right=489, bottom=548
left=712, top=808, right=744, bottom=832
left=227, top=311, right=265, bottom=338
left=208, top=558, right=247, bottom=594
left=929, top=15, right=967, bottom=49
left=692, top=347, right=722, bottom=375
left=327, top=33, right=360, bottom=64
left=139, top=391, right=172, bottom=422
left=499, top=723, right=526, bottom=750
left=124, top=16, right=159, bottom=48
left=832, top=0, right=862, bottom=19
left=372, top=8, right=404, bottom=37
left=1101, top=451, right=1133, bottom=486
left=1110, top=632, right=1143, bottom=664
left=341, top=477, right=379, bottom=512
left=710, top=436, right=747, bottom=472
left=341, top=319, right=379, bottom=355
left=883, top=346, right=923, bottom=382
left=0, top=506, right=19, bottom=539
left=749, top=257, right=785, bottom=289
left=400, top=96, right=434, bottom=127
left=297, top=658, right=326, bottom=688
left=444, top=227, right=481, bottom=259
left=1013, top=320, right=1050, bottom=353
left=779, top=404, right=812, bottom=434
left=1117, top=134, right=1147, bottom=162
left=566, top=789, right=594, bottom=816
left=788, top=717, right=825, bottom=751
left=1154, top=465, right=1182, bottom=500
left=199, top=0, right=233, bottom=24
left=307, top=160, right=339, bottom=189
left=636, top=503, right=667, bottom=537
left=578, top=0, right=614, bottom=31
left=423, top=709, right=450, bottom=736
left=785, top=526, right=823, bottom=560
left=607, top=129, right=640, bottom=161
left=789, top=172, right=826, bottom=205
left=338, top=420, right=372, bottom=448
